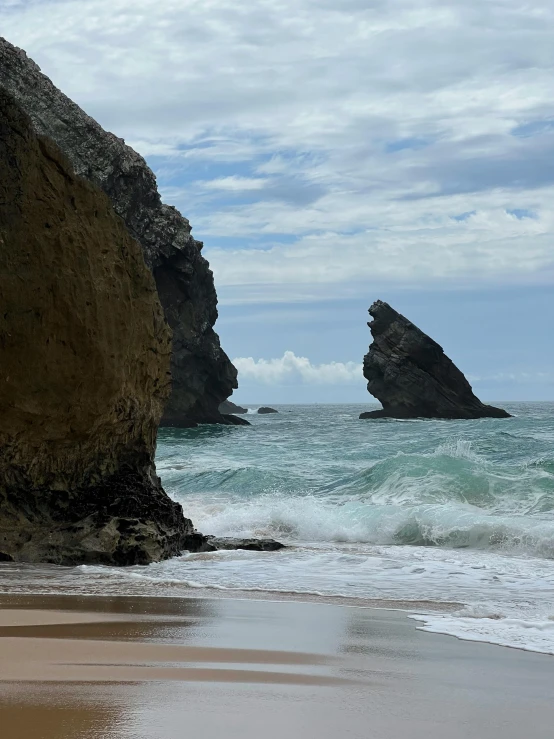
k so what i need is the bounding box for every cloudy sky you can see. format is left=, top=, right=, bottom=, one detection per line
left=3, top=0, right=554, bottom=403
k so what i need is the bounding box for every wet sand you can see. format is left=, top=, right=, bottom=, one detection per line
left=0, top=594, right=553, bottom=738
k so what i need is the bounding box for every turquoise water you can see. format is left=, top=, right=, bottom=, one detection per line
left=158, top=403, right=554, bottom=557
left=2, top=402, right=554, bottom=654
left=154, top=402, right=554, bottom=654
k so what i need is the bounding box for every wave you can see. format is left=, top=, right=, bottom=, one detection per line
left=527, top=459, right=554, bottom=476
left=326, top=443, right=554, bottom=511
left=165, top=440, right=554, bottom=510
left=160, top=434, right=554, bottom=558
left=159, top=464, right=313, bottom=496
left=175, top=489, right=554, bottom=558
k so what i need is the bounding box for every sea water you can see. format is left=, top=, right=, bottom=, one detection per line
left=2, top=403, right=554, bottom=655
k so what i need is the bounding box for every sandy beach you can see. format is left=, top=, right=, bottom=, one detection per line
left=0, top=594, right=553, bottom=739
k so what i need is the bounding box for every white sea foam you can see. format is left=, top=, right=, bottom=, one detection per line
left=410, top=613, right=554, bottom=655
left=434, top=439, right=481, bottom=461
left=176, top=491, right=554, bottom=557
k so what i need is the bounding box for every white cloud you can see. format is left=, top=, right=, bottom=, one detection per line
left=3, top=0, right=554, bottom=302
left=206, top=198, right=554, bottom=295
left=201, top=176, right=271, bottom=192
left=232, top=351, right=363, bottom=385
left=468, top=372, right=554, bottom=384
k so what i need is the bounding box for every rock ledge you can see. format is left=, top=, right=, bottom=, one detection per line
left=206, top=537, right=285, bottom=552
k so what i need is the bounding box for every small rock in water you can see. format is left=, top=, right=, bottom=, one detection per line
left=257, top=407, right=278, bottom=414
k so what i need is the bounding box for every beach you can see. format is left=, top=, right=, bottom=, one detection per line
left=2, top=4, right=553, bottom=738
left=1, top=594, right=553, bottom=739
left=1, top=405, right=554, bottom=737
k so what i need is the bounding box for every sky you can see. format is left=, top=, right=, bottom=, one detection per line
left=2, top=0, right=554, bottom=403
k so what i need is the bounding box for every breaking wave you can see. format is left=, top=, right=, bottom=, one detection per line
left=151, top=403, right=554, bottom=655
left=164, top=437, right=554, bottom=558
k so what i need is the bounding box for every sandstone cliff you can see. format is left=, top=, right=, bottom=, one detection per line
left=0, top=88, right=207, bottom=564
left=360, top=301, right=510, bottom=420
left=0, top=37, right=242, bottom=428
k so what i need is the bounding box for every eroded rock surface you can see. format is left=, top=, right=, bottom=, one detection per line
left=0, top=37, right=238, bottom=428
left=360, top=301, right=510, bottom=420
left=0, top=88, right=206, bottom=565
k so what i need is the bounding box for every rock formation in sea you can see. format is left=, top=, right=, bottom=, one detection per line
left=359, top=300, right=511, bottom=420
left=219, top=399, right=248, bottom=414
left=206, top=537, right=285, bottom=552
left=0, top=88, right=216, bottom=565
left=218, top=401, right=279, bottom=416
left=0, top=37, right=240, bottom=428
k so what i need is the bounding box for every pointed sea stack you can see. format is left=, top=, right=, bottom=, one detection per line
left=359, top=301, right=510, bottom=420
left=0, top=37, right=244, bottom=428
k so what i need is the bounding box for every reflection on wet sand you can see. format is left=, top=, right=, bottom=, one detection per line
left=0, top=598, right=342, bottom=686
left=1, top=595, right=554, bottom=739
left=0, top=685, right=123, bottom=739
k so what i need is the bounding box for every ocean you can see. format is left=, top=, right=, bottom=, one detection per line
left=2, top=402, right=554, bottom=655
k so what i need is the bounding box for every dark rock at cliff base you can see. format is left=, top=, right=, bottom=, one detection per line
left=221, top=414, right=251, bottom=426
left=162, top=396, right=251, bottom=427
left=359, top=301, right=511, bottom=420
left=219, top=400, right=248, bottom=414
left=0, top=37, right=237, bottom=428
left=0, top=89, right=209, bottom=565
left=258, top=407, right=278, bottom=414
left=162, top=412, right=250, bottom=428
left=207, top=537, right=285, bottom=552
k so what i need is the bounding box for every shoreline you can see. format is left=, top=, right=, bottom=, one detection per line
left=0, top=580, right=464, bottom=611
left=2, top=548, right=553, bottom=658
left=2, top=577, right=552, bottom=658
left=1, top=592, right=553, bottom=739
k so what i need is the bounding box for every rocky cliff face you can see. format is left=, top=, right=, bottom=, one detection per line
left=0, top=88, right=207, bottom=564
left=0, top=37, right=240, bottom=428
left=360, top=301, right=510, bottom=420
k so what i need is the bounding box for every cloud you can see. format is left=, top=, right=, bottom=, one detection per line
left=3, top=0, right=554, bottom=302
left=207, top=201, right=554, bottom=306
left=201, top=176, right=271, bottom=192
left=233, top=351, right=363, bottom=385
left=468, top=371, right=554, bottom=385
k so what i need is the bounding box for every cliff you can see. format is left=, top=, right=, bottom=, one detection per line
left=0, top=88, right=206, bottom=564
left=360, top=301, right=511, bottom=420
left=0, top=37, right=242, bottom=428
